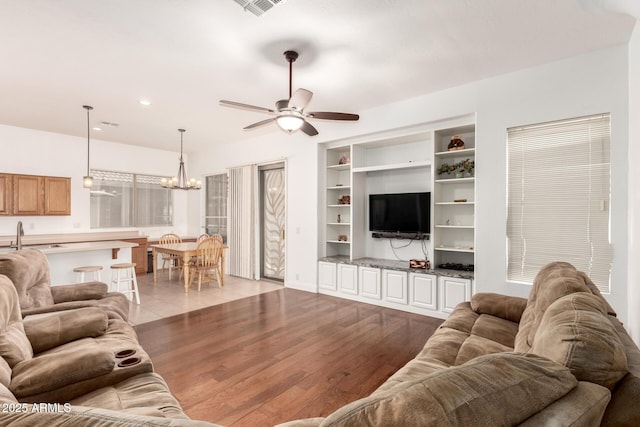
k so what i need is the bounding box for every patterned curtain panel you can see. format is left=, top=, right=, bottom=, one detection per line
left=228, top=165, right=255, bottom=279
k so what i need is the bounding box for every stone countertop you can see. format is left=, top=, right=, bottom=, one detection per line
left=0, top=240, right=138, bottom=255
left=0, top=230, right=143, bottom=247
left=319, top=255, right=475, bottom=280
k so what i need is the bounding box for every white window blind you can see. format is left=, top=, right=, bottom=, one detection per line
left=507, top=113, right=612, bottom=292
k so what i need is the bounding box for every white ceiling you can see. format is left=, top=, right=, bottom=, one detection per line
left=0, top=0, right=635, bottom=154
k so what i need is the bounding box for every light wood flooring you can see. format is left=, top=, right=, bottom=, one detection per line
left=134, top=288, right=443, bottom=426
left=127, top=271, right=283, bottom=325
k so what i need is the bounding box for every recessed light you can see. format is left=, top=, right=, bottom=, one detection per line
left=138, top=99, right=152, bottom=106
left=92, top=126, right=102, bottom=131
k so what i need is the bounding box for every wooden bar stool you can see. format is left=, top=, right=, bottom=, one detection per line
left=110, top=263, right=140, bottom=304
left=73, top=265, right=103, bottom=282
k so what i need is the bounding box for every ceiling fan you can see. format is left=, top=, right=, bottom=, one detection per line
left=220, top=50, right=359, bottom=136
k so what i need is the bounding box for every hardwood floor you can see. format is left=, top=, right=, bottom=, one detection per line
left=135, top=288, right=443, bottom=426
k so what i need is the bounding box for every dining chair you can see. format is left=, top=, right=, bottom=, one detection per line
left=188, top=237, right=223, bottom=291
left=197, top=233, right=210, bottom=242
left=159, top=233, right=182, bottom=280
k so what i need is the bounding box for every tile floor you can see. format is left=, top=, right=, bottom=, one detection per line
left=127, top=271, right=283, bottom=326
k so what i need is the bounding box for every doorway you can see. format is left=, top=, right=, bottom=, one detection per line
left=259, top=163, right=286, bottom=282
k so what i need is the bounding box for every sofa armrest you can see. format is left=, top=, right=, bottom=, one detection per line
left=519, top=381, right=610, bottom=426
left=471, top=292, right=528, bottom=323
left=10, top=348, right=114, bottom=398
left=23, top=307, right=108, bottom=353
left=0, top=405, right=223, bottom=426
left=50, top=282, right=108, bottom=303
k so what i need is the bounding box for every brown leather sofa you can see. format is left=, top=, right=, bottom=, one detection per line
left=277, top=262, right=640, bottom=426
left=0, top=274, right=220, bottom=426
left=0, top=249, right=130, bottom=320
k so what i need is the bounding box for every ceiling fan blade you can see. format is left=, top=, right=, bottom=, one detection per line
left=243, top=118, right=277, bottom=130
left=300, top=120, right=319, bottom=136
left=220, top=100, right=275, bottom=114
left=307, top=111, right=360, bottom=121
left=288, top=88, right=313, bottom=111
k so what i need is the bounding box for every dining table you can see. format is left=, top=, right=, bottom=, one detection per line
left=149, top=242, right=228, bottom=293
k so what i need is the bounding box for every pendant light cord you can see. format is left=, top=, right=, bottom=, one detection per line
left=83, top=105, right=93, bottom=176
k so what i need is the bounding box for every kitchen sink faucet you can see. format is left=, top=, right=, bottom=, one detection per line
left=9, top=221, right=23, bottom=250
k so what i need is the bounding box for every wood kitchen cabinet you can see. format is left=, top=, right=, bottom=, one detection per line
left=0, top=173, right=71, bottom=216
left=0, top=174, right=11, bottom=215
left=13, top=174, right=43, bottom=215
left=123, top=237, right=149, bottom=275
left=44, top=176, right=71, bottom=215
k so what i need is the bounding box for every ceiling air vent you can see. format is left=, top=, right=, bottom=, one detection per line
left=232, top=0, right=283, bottom=17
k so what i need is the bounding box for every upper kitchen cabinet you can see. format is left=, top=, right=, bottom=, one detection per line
left=43, top=176, right=71, bottom=215
left=2, top=173, right=71, bottom=216
left=0, top=174, right=11, bottom=215
left=13, top=174, right=43, bottom=215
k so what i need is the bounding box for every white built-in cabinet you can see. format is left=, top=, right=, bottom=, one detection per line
left=359, top=267, right=381, bottom=300
left=318, top=115, right=476, bottom=319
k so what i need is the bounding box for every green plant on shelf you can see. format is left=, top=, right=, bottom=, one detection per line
left=437, top=159, right=474, bottom=176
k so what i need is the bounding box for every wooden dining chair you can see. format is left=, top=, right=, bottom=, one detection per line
left=188, top=237, right=223, bottom=291
left=197, top=233, right=210, bottom=242
left=159, top=233, right=182, bottom=279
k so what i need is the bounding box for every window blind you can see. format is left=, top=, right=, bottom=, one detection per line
left=507, top=114, right=612, bottom=292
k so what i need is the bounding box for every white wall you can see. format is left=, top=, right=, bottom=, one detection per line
left=0, top=124, right=189, bottom=238
left=189, top=44, right=631, bottom=324
left=628, top=22, right=640, bottom=343
left=0, top=43, right=633, bottom=326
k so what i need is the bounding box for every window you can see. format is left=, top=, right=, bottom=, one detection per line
left=204, top=173, right=228, bottom=242
left=507, top=114, right=612, bottom=292
left=90, top=170, right=173, bottom=228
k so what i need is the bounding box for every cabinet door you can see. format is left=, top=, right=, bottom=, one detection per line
left=124, top=238, right=148, bottom=275
left=44, top=176, right=71, bottom=215
left=359, top=266, right=381, bottom=299
left=13, top=175, right=43, bottom=215
left=318, top=261, right=337, bottom=291
left=409, top=273, right=437, bottom=310
left=439, top=276, right=471, bottom=313
left=0, top=174, right=11, bottom=215
left=337, top=263, right=358, bottom=295
left=383, top=269, right=407, bottom=304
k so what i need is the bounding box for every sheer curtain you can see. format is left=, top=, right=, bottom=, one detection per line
left=228, top=165, right=255, bottom=279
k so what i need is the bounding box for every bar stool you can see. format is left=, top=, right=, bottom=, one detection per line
left=110, top=263, right=140, bottom=304
left=73, top=265, right=103, bottom=282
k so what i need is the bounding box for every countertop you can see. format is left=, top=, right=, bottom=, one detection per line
left=319, top=255, right=475, bottom=280
left=0, top=240, right=138, bottom=255
left=0, top=230, right=143, bottom=248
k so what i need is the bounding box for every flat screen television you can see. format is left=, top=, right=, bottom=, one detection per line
left=369, top=192, right=431, bottom=235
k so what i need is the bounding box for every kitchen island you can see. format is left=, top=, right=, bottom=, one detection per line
left=0, top=231, right=144, bottom=285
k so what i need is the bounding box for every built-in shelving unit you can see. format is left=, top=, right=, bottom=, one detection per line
left=433, top=124, right=476, bottom=267
left=324, top=147, right=353, bottom=258
left=318, top=115, right=476, bottom=319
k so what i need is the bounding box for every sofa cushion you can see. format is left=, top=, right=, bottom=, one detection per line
left=23, top=307, right=108, bottom=354
left=320, top=353, right=578, bottom=427
left=0, top=275, right=33, bottom=367
left=71, top=373, right=189, bottom=419
left=471, top=292, right=528, bottom=323
left=515, top=261, right=613, bottom=353
left=10, top=347, right=115, bottom=398
left=529, top=292, right=627, bottom=390
left=0, top=250, right=54, bottom=310
left=519, top=381, right=610, bottom=426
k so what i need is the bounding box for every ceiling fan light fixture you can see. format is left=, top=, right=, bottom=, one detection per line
left=276, top=115, right=304, bottom=133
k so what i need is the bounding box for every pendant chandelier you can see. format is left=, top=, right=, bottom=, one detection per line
left=161, top=129, right=201, bottom=190
left=82, top=105, right=94, bottom=188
